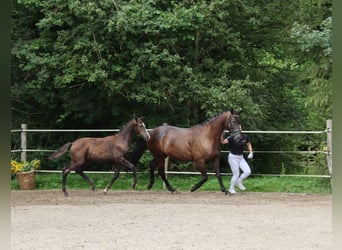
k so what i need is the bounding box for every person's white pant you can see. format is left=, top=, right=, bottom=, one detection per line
left=228, top=153, right=251, bottom=191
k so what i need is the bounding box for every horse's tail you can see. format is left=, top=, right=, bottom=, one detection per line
left=129, top=137, right=147, bottom=165
left=49, top=143, right=72, bottom=160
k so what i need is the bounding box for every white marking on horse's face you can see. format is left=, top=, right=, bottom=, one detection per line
left=140, top=122, right=150, bottom=141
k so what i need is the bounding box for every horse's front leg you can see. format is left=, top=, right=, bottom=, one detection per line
left=213, top=157, right=228, bottom=195
left=103, top=165, right=120, bottom=194
left=191, top=161, right=208, bottom=192
left=156, top=159, right=176, bottom=193
left=118, top=157, right=137, bottom=189
left=147, top=159, right=156, bottom=190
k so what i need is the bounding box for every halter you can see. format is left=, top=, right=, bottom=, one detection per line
left=227, top=114, right=242, bottom=140
left=227, top=114, right=240, bottom=132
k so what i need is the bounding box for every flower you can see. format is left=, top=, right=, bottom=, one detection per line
left=11, top=159, right=40, bottom=174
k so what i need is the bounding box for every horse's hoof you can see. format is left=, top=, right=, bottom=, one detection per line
left=63, top=192, right=69, bottom=197
left=103, top=189, right=108, bottom=195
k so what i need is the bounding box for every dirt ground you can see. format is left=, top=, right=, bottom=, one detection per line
left=11, top=190, right=332, bottom=250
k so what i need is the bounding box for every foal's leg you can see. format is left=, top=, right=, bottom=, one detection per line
left=62, top=162, right=84, bottom=196
left=103, top=157, right=137, bottom=194
left=62, top=162, right=73, bottom=197
left=75, top=169, right=95, bottom=191
left=213, top=157, right=228, bottom=195
left=118, top=157, right=137, bottom=189
left=191, top=161, right=208, bottom=192
left=103, top=165, right=120, bottom=194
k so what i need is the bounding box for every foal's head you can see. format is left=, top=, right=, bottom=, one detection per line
left=133, top=117, right=150, bottom=141
left=227, top=109, right=242, bottom=141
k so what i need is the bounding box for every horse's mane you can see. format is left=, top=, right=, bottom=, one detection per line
left=195, top=111, right=230, bottom=127
left=118, top=119, right=135, bottom=134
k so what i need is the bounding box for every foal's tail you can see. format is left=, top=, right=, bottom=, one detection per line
left=129, top=137, right=147, bottom=165
left=49, top=143, right=72, bottom=160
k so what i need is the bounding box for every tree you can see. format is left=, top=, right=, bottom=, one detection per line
left=292, top=16, right=332, bottom=124
left=11, top=0, right=331, bottom=174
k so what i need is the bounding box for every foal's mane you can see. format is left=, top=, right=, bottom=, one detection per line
left=118, top=118, right=136, bottom=134
left=195, top=111, right=230, bottom=127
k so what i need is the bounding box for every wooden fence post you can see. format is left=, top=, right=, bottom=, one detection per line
left=20, top=124, right=27, bottom=162
left=163, top=157, right=169, bottom=190
left=326, top=119, right=332, bottom=176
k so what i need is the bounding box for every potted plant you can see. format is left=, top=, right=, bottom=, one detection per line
left=11, top=159, right=40, bottom=190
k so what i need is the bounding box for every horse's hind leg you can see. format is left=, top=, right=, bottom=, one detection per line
left=75, top=170, right=95, bottom=191
left=62, top=162, right=84, bottom=196
left=62, top=163, right=72, bottom=197
left=103, top=166, right=120, bottom=194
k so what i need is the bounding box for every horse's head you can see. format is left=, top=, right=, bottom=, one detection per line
left=227, top=109, right=242, bottom=141
left=134, top=117, right=151, bottom=141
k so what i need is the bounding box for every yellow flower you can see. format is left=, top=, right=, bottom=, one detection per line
left=11, top=159, right=40, bottom=174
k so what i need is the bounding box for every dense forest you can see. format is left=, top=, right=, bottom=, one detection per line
left=11, top=0, right=332, bottom=175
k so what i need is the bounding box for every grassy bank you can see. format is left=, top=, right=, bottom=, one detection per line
left=11, top=172, right=332, bottom=194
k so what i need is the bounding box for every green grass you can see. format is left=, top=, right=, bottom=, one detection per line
left=11, top=172, right=332, bottom=194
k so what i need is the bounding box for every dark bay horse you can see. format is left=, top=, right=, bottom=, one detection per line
left=49, top=117, right=150, bottom=196
left=130, top=110, right=242, bottom=194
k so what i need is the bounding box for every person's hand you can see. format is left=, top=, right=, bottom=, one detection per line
left=247, top=152, right=253, bottom=159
